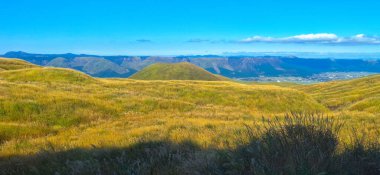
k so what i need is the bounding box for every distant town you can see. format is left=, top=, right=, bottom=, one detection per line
left=237, top=72, right=376, bottom=84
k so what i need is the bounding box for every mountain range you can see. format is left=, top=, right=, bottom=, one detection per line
left=3, top=51, right=380, bottom=79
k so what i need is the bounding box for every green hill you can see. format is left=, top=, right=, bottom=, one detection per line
left=129, top=62, right=228, bottom=81
left=298, top=74, right=380, bottom=113
left=0, top=67, right=96, bottom=84
left=0, top=57, right=39, bottom=70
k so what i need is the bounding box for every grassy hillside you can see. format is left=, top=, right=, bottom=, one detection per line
left=0, top=57, right=39, bottom=70
left=0, top=58, right=379, bottom=174
left=129, top=62, right=228, bottom=81
left=0, top=67, right=96, bottom=84
left=0, top=59, right=327, bottom=156
left=298, top=74, right=380, bottom=113
left=0, top=76, right=326, bottom=130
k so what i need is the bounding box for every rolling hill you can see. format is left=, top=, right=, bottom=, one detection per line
left=0, top=58, right=379, bottom=174
left=0, top=57, right=39, bottom=70
left=129, top=62, right=228, bottom=81
left=298, top=74, right=380, bottom=113
left=0, top=68, right=96, bottom=84
left=0, top=58, right=326, bottom=149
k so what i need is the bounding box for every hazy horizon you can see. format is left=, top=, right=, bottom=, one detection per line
left=3, top=50, right=380, bottom=59
left=1, top=0, right=380, bottom=55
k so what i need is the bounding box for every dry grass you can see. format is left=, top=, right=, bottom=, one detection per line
left=0, top=57, right=39, bottom=70
left=1, top=114, right=379, bottom=175
left=298, top=74, right=380, bottom=113
left=0, top=73, right=327, bottom=157
left=0, top=58, right=379, bottom=174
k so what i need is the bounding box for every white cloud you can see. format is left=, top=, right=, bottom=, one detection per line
left=288, top=33, right=338, bottom=41
left=355, top=34, right=365, bottom=38
left=241, top=36, right=274, bottom=42
left=240, top=33, right=380, bottom=45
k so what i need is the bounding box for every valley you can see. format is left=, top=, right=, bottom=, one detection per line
left=238, top=72, right=377, bottom=84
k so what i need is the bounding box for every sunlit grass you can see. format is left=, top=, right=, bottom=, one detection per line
left=0, top=67, right=328, bottom=156
left=0, top=58, right=379, bottom=174
left=0, top=57, right=39, bottom=70
left=298, top=74, right=380, bottom=113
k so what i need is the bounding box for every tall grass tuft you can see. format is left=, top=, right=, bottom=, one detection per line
left=223, top=113, right=379, bottom=175
left=337, top=128, right=380, bottom=175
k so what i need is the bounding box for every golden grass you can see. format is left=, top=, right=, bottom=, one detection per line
left=0, top=67, right=96, bottom=83
left=0, top=57, right=39, bottom=70
left=298, top=74, right=380, bottom=113
left=0, top=58, right=378, bottom=163
left=0, top=69, right=328, bottom=157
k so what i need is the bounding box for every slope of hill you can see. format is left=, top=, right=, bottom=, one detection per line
left=0, top=57, right=39, bottom=70
left=298, top=74, right=380, bottom=113
left=0, top=59, right=379, bottom=174
left=129, top=62, right=228, bottom=81
left=46, top=57, right=132, bottom=77
left=0, top=67, right=96, bottom=84
left=0, top=78, right=328, bottom=156
left=0, top=60, right=327, bottom=158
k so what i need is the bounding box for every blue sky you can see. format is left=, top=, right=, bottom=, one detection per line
left=0, top=0, right=380, bottom=55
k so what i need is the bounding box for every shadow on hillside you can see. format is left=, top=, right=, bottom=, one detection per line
left=1, top=115, right=379, bottom=175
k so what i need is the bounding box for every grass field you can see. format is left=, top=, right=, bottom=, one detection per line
left=298, top=74, right=380, bottom=113
left=0, top=58, right=379, bottom=174
left=0, top=57, right=39, bottom=71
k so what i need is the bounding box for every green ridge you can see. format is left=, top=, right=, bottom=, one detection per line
left=129, top=62, right=228, bottom=81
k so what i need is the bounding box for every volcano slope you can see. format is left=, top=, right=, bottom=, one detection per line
left=129, top=62, right=229, bottom=81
